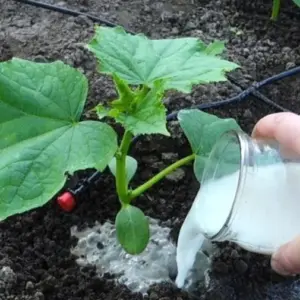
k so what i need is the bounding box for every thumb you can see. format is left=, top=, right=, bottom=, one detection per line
left=271, top=236, right=300, bottom=276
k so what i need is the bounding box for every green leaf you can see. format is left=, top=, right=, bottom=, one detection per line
left=110, top=74, right=136, bottom=111
left=292, top=0, right=300, bottom=7
left=116, top=205, right=150, bottom=254
left=108, top=156, right=138, bottom=184
left=271, top=0, right=281, bottom=20
left=96, top=80, right=169, bottom=136
left=0, top=58, right=118, bottom=220
left=116, top=80, right=169, bottom=136
left=86, top=26, right=239, bottom=93
left=178, top=109, right=242, bottom=181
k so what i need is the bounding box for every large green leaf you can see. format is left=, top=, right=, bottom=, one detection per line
left=178, top=109, right=242, bottom=181
left=86, top=26, right=239, bottom=93
left=0, top=58, right=118, bottom=220
left=116, top=205, right=150, bottom=254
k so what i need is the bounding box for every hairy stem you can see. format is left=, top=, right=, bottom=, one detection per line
left=271, top=0, right=280, bottom=20
left=116, top=130, right=133, bottom=204
left=129, top=154, right=195, bottom=200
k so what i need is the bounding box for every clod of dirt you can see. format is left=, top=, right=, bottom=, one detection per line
left=0, top=266, right=16, bottom=291
left=0, top=38, right=13, bottom=62
left=234, top=260, right=248, bottom=274
left=166, top=168, right=186, bottom=182
left=70, top=218, right=178, bottom=295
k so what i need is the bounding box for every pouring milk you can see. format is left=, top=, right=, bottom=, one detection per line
left=175, top=131, right=300, bottom=288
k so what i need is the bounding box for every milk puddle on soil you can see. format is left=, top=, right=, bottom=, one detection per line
left=176, top=162, right=300, bottom=288
left=71, top=218, right=214, bottom=295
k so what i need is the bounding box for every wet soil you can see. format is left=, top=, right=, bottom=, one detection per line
left=1, top=0, right=300, bottom=299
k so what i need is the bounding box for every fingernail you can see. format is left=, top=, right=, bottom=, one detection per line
left=271, top=252, right=292, bottom=276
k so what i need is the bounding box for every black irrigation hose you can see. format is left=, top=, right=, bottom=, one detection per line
left=256, top=66, right=300, bottom=88
left=226, top=74, right=290, bottom=112
left=15, top=0, right=135, bottom=33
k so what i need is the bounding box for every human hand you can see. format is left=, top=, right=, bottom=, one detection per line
left=252, top=112, right=300, bottom=276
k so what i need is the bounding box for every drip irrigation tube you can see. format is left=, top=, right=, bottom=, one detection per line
left=13, top=0, right=300, bottom=208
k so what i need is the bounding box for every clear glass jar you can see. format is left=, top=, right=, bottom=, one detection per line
left=196, top=130, right=300, bottom=255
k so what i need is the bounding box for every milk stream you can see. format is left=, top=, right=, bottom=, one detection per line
left=176, top=162, right=300, bottom=288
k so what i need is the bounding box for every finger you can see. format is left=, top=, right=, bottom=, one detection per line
left=271, top=236, right=300, bottom=275
left=252, top=112, right=300, bottom=155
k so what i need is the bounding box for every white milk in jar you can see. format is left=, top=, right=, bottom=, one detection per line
left=176, top=130, right=300, bottom=288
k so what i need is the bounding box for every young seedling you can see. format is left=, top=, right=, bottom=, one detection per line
left=0, top=26, right=242, bottom=254
left=271, top=0, right=281, bottom=21
left=271, top=0, right=300, bottom=20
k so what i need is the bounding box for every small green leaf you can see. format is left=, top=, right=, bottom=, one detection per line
left=95, top=104, right=110, bottom=119
left=86, top=26, right=239, bottom=93
left=0, top=58, right=118, bottom=220
left=116, top=205, right=150, bottom=254
left=111, top=74, right=136, bottom=111
left=178, top=109, right=242, bottom=181
left=292, top=0, right=300, bottom=7
left=96, top=80, right=169, bottom=136
left=108, top=156, right=138, bottom=184
left=116, top=80, right=169, bottom=136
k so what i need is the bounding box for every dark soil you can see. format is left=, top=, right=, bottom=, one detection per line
left=1, top=0, right=300, bottom=299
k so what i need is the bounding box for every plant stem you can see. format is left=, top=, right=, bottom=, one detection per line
left=129, top=154, right=195, bottom=201
left=116, top=130, right=133, bottom=204
left=271, top=0, right=280, bottom=20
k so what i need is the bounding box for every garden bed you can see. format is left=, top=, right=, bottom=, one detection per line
left=1, top=0, right=300, bottom=299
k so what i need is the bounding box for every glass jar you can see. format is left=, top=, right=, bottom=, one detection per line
left=196, top=130, right=300, bottom=255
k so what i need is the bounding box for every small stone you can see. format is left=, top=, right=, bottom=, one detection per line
left=234, top=259, right=248, bottom=274
left=56, top=1, right=67, bottom=6
left=161, top=153, right=178, bottom=161
left=243, top=109, right=252, bottom=118
left=243, top=48, right=250, bottom=56
left=166, top=168, right=185, bottom=182
left=184, top=21, right=198, bottom=30
left=282, top=47, right=292, bottom=53
left=171, top=27, right=179, bottom=35
left=230, top=249, right=239, bottom=258
left=144, top=5, right=151, bottom=13
left=149, top=292, right=159, bottom=300
left=26, top=281, right=34, bottom=290
left=0, top=266, right=16, bottom=284
left=34, top=291, right=45, bottom=300
left=286, top=62, right=296, bottom=70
